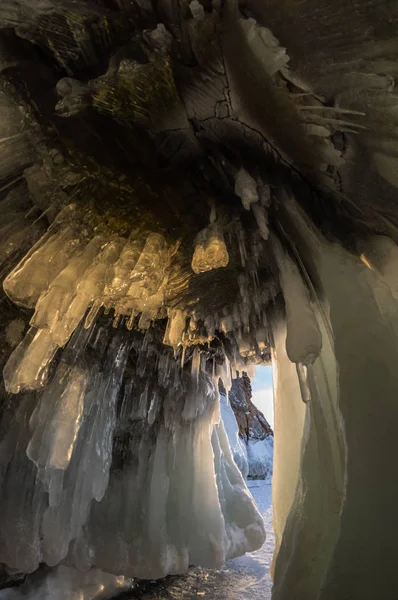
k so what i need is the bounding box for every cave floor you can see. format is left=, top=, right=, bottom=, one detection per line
left=127, top=481, right=274, bottom=600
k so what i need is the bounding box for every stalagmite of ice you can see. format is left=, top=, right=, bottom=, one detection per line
left=272, top=234, right=322, bottom=366
left=3, top=328, right=58, bottom=394
left=234, top=168, right=259, bottom=210
left=191, top=224, right=229, bottom=274
left=0, top=565, right=132, bottom=600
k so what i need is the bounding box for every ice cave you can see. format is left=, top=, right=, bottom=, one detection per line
left=0, top=0, right=398, bottom=598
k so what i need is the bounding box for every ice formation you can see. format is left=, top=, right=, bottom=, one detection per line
left=1, top=0, right=398, bottom=598
left=0, top=565, right=132, bottom=600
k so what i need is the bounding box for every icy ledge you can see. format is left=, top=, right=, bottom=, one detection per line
left=0, top=565, right=132, bottom=600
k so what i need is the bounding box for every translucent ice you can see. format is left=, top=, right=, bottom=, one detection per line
left=52, top=238, right=122, bottom=346
left=191, top=224, right=229, bottom=274
left=27, top=365, right=88, bottom=470
left=3, top=328, right=58, bottom=394
left=31, top=236, right=105, bottom=331
left=163, top=308, right=187, bottom=348
left=234, top=168, right=259, bottom=210
left=3, top=205, right=80, bottom=308
left=272, top=235, right=322, bottom=366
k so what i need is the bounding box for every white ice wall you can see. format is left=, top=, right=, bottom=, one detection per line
left=272, top=193, right=398, bottom=600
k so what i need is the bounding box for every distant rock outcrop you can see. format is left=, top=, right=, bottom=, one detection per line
left=220, top=373, right=274, bottom=480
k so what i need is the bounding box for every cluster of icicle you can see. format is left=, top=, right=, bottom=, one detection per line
left=2, top=199, right=234, bottom=395
left=1, top=188, right=275, bottom=396
left=0, top=314, right=265, bottom=579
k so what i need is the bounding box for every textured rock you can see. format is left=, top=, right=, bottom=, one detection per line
left=220, top=373, right=274, bottom=480
left=227, top=373, right=273, bottom=442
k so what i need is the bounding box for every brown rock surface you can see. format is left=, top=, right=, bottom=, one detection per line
left=220, top=373, right=273, bottom=442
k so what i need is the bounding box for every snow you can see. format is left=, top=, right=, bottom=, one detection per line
left=247, top=438, right=274, bottom=480
left=224, top=480, right=274, bottom=599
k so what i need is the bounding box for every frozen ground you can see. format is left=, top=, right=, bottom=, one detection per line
left=127, top=480, right=274, bottom=600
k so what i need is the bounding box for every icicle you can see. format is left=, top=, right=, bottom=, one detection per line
left=112, top=312, right=122, bottom=329
left=3, top=225, right=81, bottom=309
left=209, top=198, right=217, bottom=224
left=84, top=299, right=102, bottom=330
left=191, top=224, right=229, bottom=274
left=272, top=234, right=322, bottom=366
left=126, top=311, right=136, bottom=331
left=104, top=236, right=142, bottom=301
left=234, top=168, right=258, bottom=210
left=138, top=312, right=151, bottom=329
left=246, top=364, right=257, bottom=379
left=203, top=314, right=216, bottom=340
left=3, top=328, right=58, bottom=394
left=31, top=236, right=105, bottom=331
left=191, top=346, right=201, bottom=385
left=259, top=183, right=272, bottom=207
left=135, top=382, right=150, bottom=420
left=163, top=308, right=187, bottom=348
left=147, top=391, right=159, bottom=426
left=256, top=326, right=268, bottom=352
left=251, top=202, right=269, bottom=240
left=237, top=333, right=256, bottom=358
left=52, top=238, right=123, bottom=346
left=26, top=365, right=88, bottom=470
left=236, top=223, right=247, bottom=267
left=296, top=363, right=311, bottom=403
left=190, top=0, right=205, bottom=20
left=220, top=313, right=233, bottom=334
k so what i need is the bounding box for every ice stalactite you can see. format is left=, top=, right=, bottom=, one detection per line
left=191, top=223, right=229, bottom=274
left=0, top=297, right=266, bottom=584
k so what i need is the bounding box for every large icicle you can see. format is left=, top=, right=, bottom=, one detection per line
left=272, top=234, right=322, bottom=367
left=27, top=364, right=88, bottom=470
left=3, top=328, right=58, bottom=394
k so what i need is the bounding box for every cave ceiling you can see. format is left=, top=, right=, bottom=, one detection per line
left=0, top=0, right=397, bottom=372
